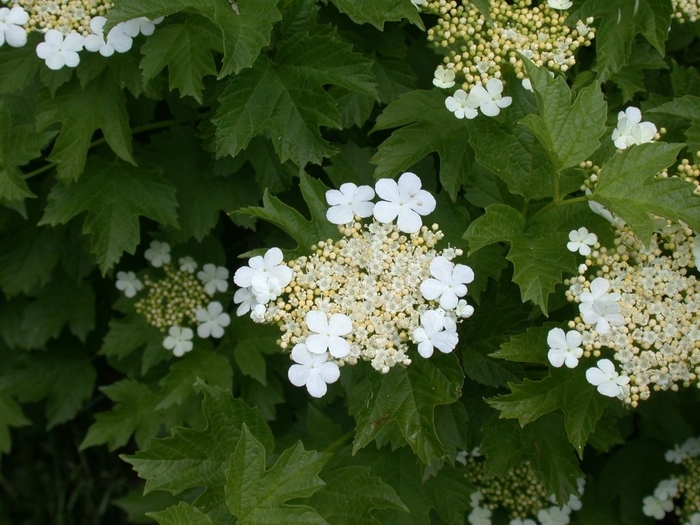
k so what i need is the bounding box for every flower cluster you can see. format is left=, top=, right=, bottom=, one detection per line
left=457, top=449, right=585, bottom=525
left=116, top=241, right=231, bottom=358
left=0, top=1, right=162, bottom=70
left=233, top=173, right=476, bottom=397
left=421, top=0, right=595, bottom=93
left=554, top=218, right=700, bottom=406
left=642, top=436, right=700, bottom=524
left=672, top=0, right=700, bottom=23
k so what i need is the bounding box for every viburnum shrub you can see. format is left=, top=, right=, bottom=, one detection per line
left=0, top=0, right=699, bottom=523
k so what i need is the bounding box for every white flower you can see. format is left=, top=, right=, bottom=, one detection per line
left=305, top=311, right=352, bottom=358
left=682, top=437, right=700, bottom=457
left=688, top=512, right=700, bottom=525
left=666, top=437, right=700, bottom=463
left=547, top=328, right=583, bottom=368
left=537, top=507, right=571, bottom=525
left=163, top=326, right=194, bottom=357
left=325, top=183, right=375, bottom=224
left=469, top=490, right=483, bottom=507
left=567, top=227, right=598, bottom=256
left=197, top=264, right=229, bottom=295
left=233, top=247, right=292, bottom=289
left=468, top=78, right=512, bottom=117
left=578, top=277, right=624, bottom=334
left=195, top=301, right=231, bottom=339
left=179, top=256, right=197, bottom=273
left=654, top=478, right=679, bottom=501
left=233, top=287, right=256, bottom=316
left=509, top=519, right=536, bottom=525
left=84, top=17, right=133, bottom=57
left=373, top=172, right=437, bottom=234
left=0, top=6, right=28, bottom=48
left=420, top=256, right=474, bottom=310
left=446, top=89, right=478, bottom=120
left=122, top=16, right=163, bottom=37
left=287, top=344, right=340, bottom=398
left=548, top=0, right=572, bottom=9
left=412, top=309, right=459, bottom=358
left=468, top=507, right=491, bottom=525
left=585, top=359, right=630, bottom=397
left=433, top=67, right=456, bottom=89
left=115, top=270, right=143, bottom=298
left=144, top=240, right=171, bottom=267
left=456, top=299, right=475, bottom=318
left=611, top=107, right=657, bottom=150
left=522, top=78, right=533, bottom=92
left=36, top=30, right=85, bottom=70
left=251, top=303, right=266, bottom=323
left=250, top=274, right=283, bottom=304
left=411, top=0, right=427, bottom=7
left=693, top=232, right=700, bottom=271
left=642, top=495, right=673, bottom=519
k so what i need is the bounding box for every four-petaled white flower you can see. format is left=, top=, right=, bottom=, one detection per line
left=197, top=263, right=229, bottom=295
left=467, top=507, right=491, bottom=525
left=456, top=299, right=475, bottom=318
left=195, top=301, right=231, bottom=339
left=420, top=256, right=474, bottom=309
left=144, top=240, right=171, bottom=267
left=468, top=78, right=512, bottom=117
left=537, top=506, right=571, bottom=525
left=445, top=89, right=478, bottom=120
left=287, top=344, right=340, bottom=398
left=642, top=495, right=673, bottom=519
left=611, top=107, right=657, bottom=150
left=578, top=277, right=624, bottom=334
left=653, top=478, right=679, bottom=501
left=0, top=6, right=28, bottom=48
left=373, top=172, right=437, bottom=234
left=567, top=227, right=598, bottom=256
left=233, top=286, right=256, bottom=316
left=586, top=359, right=630, bottom=397
left=163, top=326, right=194, bottom=357
left=179, top=256, right=197, bottom=273
left=412, top=309, right=459, bottom=358
left=84, top=17, right=133, bottom=57
left=36, top=30, right=85, bottom=70
left=325, top=183, right=375, bottom=224
left=233, top=247, right=292, bottom=290
left=122, top=16, right=164, bottom=37
left=305, top=311, right=352, bottom=358
left=433, top=68, right=456, bottom=89
left=115, top=270, right=143, bottom=298
left=547, top=327, right=583, bottom=368
left=548, top=0, right=573, bottom=9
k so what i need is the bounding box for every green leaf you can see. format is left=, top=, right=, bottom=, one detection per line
left=487, top=367, right=609, bottom=456
left=0, top=42, right=40, bottom=95
left=592, top=142, right=698, bottom=242
left=0, top=225, right=61, bottom=297
left=225, top=425, right=330, bottom=524
left=142, top=126, right=247, bottom=242
left=237, top=171, right=339, bottom=256
left=328, top=0, right=423, bottom=30
left=107, top=0, right=282, bottom=77
left=352, top=355, right=463, bottom=464
left=481, top=415, right=582, bottom=504
left=7, top=347, right=96, bottom=428
left=80, top=379, right=161, bottom=451
left=463, top=337, right=523, bottom=388
left=491, top=325, right=552, bottom=365
left=463, top=204, right=525, bottom=254
left=157, top=350, right=233, bottom=410
left=101, top=313, right=164, bottom=364
left=140, top=18, right=222, bottom=103
left=0, top=390, right=30, bottom=455
left=372, top=90, right=472, bottom=200
left=35, top=69, right=134, bottom=181
left=214, top=31, right=377, bottom=166
left=228, top=315, right=279, bottom=386
left=520, top=61, right=607, bottom=172
left=148, top=502, right=214, bottom=525
left=39, top=157, right=178, bottom=273
left=309, top=466, right=408, bottom=525
left=122, top=385, right=274, bottom=495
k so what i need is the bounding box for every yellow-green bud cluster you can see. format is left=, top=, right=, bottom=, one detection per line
left=423, top=0, right=595, bottom=91
left=673, top=0, right=700, bottom=22
left=134, top=264, right=209, bottom=332
left=8, top=0, right=114, bottom=36
left=675, top=456, right=700, bottom=521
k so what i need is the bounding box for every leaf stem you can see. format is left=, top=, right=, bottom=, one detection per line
left=323, top=429, right=354, bottom=454
left=22, top=118, right=189, bottom=180
left=527, top=195, right=590, bottom=226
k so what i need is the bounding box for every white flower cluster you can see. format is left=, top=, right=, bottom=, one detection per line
left=642, top=437, right=700, bottom=524
left=0, top=1, right=161, bottom=70
left=444, top=77, right=512, bottom=119
left=456, top=449, right=585, bottom=525
left=554, top=220, right=700, bottom=406
left=673, top=0, right=700, bottom=22
left=115, top=240, right=231, bottom=358
left=611, top=107, right=658, bottom=150
left=422, top=0, right=595, bottom=92
left=233, top=173, right=476, bottom=398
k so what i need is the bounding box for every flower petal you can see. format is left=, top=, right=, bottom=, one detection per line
left=305, top=310, right=328, bottom=333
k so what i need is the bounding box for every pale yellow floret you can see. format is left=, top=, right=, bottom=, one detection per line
left=9, top=0, right=114, bottom=36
